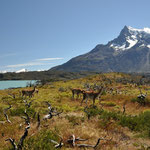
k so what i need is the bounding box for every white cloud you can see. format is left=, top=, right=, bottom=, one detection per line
left=0, top=53, right=17, bottom=58
left=2, top=57, right=63, bottom=71
left=36, top=57, right=63, bottom=61
left=6, top=62, right=49, bottom=68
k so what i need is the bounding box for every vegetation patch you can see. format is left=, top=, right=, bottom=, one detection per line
left=101, top=101, right=116, bottom=107
left=131, top=97, right=150, bottom=106
left=2, top=73, right=150, bottom=149
left=24, top=130, right=59, bottom=150
left=98, top=109, right=150, bottom=137
left=65, top=115, right=84, bottom=126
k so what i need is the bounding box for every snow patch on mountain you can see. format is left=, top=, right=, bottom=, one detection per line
left=109, top=26, right=150, bottom=51
left=110, top=37, right=138, bottom=51
left=139, top=44, right=145, bottom=47
left=110, top=43, right=125, bottom=51
left=128, top=26, right=150, bottom=34
left=126, top=38, right=138, bottom=49
left=16, top=69, right=28, bottom=73
left=147, top=45, right=150, bottom=48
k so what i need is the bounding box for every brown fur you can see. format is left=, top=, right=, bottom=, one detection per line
left=22, top=87, right=36, bottom=98
left=71, top=88, right=85, bottom=99
left=81, top=87, right=103, bottom=106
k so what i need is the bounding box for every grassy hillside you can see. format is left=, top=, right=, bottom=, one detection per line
left=1, top=73, right=150, bottom=149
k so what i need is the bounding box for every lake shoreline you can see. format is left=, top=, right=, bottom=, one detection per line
left=0, top=80, right=38, bottom=90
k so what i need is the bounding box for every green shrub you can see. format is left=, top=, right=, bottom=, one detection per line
left=98, top=109, right=150, bottom=137
left=131, top=98, right=138, bottom=103
left=10, top=107, right=25, bottom=116
left=58, top=87, right=67, bottom=92
left=99, top=110, right=119, bottom=121
left=10, top=107, right=35, bottom=116
left=131, top=97, right=150, bottom=106
left=119, top=115, right=138, bottom=131
left=24, top=130, right=59, bottom=150
left=84, top=106, right=103, bottom=119
left=65, top=115, right=84, bottom=126
left=101, top=101, right=116, bottom=107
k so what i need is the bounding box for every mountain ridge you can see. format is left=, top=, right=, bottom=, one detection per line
left=50, top=26, right=150, bottom=73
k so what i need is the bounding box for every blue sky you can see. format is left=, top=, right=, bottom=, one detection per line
left=0, top=0, right=150, bottom=72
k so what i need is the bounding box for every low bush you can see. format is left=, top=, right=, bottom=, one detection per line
left=84, top=106, right=103, bottom=119
left=101, top=101, right=116, bottom=107
left=24, top=130, right=59, bottom=150
left=131, top=97, right=150, bottom=106
left=98, top=109, right=150, bottom=137
left=10, top=107, right=35, bottom=116
left=58, top=87, right=67, bottom=92
left=65, top=115, right=84, bottom=126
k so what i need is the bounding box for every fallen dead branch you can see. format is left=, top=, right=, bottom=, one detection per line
left=76, top=136, right=112, bottom=149
left=4, top=104, right=12, bottom=123
left=50, top=134, right=111, bottom=149
left=67, top=135, right=88, bottom=146
left=43, top=101, right=63, bottom=120
left=23, top=99, right=34, bottom=108
left=5, top=138, right=17, bottom=150
left=21, top=109, right=30, bottom=125
left=18, top=125, right=30, bottom=149
left=6, top=124, right=30, bottom=150
left=50, top=139, right=64, bottom=148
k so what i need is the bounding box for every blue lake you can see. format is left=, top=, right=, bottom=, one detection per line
left=0, top=80, right=38, bottom=90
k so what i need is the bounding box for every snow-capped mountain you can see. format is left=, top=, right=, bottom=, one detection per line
left=51, top=26, right=150, bottom=73
left=16, top=69, right=28, bottom=73
left=108, top=26, right=150, bottom=51
left=0, top=70, right=7, bottom=74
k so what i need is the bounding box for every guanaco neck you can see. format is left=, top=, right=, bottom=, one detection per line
left=33, top=86, right=36, bottom=92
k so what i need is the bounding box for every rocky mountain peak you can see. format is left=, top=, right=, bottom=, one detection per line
left=51, top=26, right=150, bottom=73
left=108, top=26, right=150, bottom=51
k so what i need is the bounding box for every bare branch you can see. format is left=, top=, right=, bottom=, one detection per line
left=123, top=101, right=127, bottom=115
left=76, top=137, right=111, bottom=149
left=67, top=135, right=88, bottom=147
left=50, top=139, right=64, bottom=148
left=21, top=109, right=30, bottom=125
left=72, top=135, right=75, bottom=147
left=37, top=112, right=40, bottom=129
left=25, top=100, right=33, bottom=108
left=23, top=99, right=34, bottom=108
left=43, top=102, right=63, bottom=120
left=4, top=104, right=12, bottom=123
left=18, top=125, right=30, bottom=150
left=6, top=124, right=30, bottom=150
left=5, top=138, right=17, bottom=150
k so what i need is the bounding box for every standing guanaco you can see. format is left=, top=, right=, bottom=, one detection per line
left=22, top=86, right=36, bottom=98
left=71, top=88, right=85, bottom=99
left=81, top=87, right=104, bottom=106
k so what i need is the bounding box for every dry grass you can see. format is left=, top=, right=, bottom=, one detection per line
left=1, top=73, right=150, bottom=149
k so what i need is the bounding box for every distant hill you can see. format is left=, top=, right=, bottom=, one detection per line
left=0, top=70, right=98, bottom=81
left=51, top=26, right=150, bottom=73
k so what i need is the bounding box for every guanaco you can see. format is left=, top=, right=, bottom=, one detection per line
left=22, top=86, right=36, bottom=98
left=81, top=87, right=104, bottom=106
left=71, top=88, right=85, bottom=99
